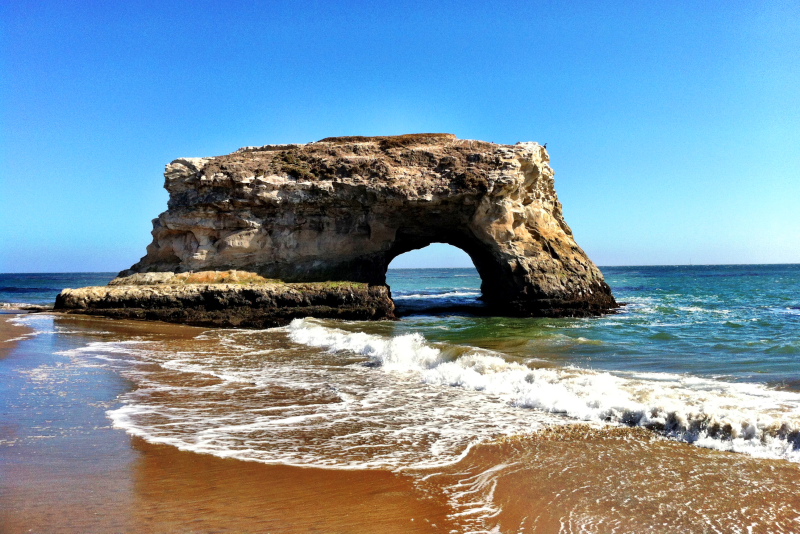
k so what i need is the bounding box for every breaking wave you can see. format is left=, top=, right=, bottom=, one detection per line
left=286, top=319, right=800, bottom=462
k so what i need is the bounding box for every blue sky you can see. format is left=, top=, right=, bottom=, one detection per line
left=2, top=1, right=798, bottom=272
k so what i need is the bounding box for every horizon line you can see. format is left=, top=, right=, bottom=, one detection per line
left=389, top=262, right=800, bottom=269
left=2, top=262, right=800, bottom=275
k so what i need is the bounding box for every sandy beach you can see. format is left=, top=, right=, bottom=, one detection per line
left=419, top=426, right=800, bottom=532
left=0, top=314, right=456, bottom=534
left=1, top=438, right=457, bottom=533
left=3, top=312, right=800, bottom=533
left=0, top=312, right=33, bottom=359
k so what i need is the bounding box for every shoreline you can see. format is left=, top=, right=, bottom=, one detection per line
left=0, top=314, right=457, bottom=533
left=0, top=311, right=34, bottom=358
left=3, top=311, right=800, bottom=531
left=417, top=425, right=800, bottom=531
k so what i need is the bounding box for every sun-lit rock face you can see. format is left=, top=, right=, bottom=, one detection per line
left=124, top=133, right=616, bottom=317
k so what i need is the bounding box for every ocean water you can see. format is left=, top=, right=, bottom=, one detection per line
left=3, top=265, right=800, bottom=531
left=0, top=272, right=116, bottom=307
left=391, top=265, right=800, bottom=386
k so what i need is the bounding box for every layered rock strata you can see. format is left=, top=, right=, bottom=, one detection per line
left=56, top=274, right=394, bottom=328
left=57, top=133, right=616, bottom=320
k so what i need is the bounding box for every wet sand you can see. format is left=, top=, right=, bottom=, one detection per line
left=421, top=426, right=800, bottom=532
left=0, top=315, right=456, bottom=534
left=1, top=439, right=456, bottom=533
left=0, top=312, right=33, bottom=359
left=3, top=314, right=800, bottom=533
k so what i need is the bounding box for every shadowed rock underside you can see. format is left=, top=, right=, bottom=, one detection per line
left=120, top=133, right=616, bottom=317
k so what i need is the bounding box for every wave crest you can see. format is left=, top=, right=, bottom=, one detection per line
left=287, top=319, right=800, bottom=462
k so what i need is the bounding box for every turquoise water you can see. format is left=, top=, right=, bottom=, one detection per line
left=0, top=273, right=116, bottom=307
left=388, top=265, right=800, bottom=388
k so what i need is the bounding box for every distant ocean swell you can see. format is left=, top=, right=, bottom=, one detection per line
left=0, top=286, right=63, bottom=293
left=395, top=290, right=482, bottom=300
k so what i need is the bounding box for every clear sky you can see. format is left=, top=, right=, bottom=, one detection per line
left=2, top=1, right=798, bottom=272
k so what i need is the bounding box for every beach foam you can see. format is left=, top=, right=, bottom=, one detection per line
left=16, top=313, right=800, bottom=466
left=87, top=323, right=559, bottom=470
left=286, top=318, right=800, bottom=462
left=10, top=307, right=800, bottom=532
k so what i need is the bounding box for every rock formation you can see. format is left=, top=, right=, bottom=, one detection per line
left=58, top=133, right=616, bottom=321
left=56, top=272, right=394, bottom=328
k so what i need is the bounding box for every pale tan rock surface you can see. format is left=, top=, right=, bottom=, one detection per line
left=71, top=133, right=616, bottom=318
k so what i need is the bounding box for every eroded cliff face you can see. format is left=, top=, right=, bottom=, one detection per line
left=124, top=133, right=616, bottom=317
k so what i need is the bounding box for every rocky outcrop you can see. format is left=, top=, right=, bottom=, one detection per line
left=56, top=275, right=394, bottom=328
left=65, top=133, right=615, bottom=319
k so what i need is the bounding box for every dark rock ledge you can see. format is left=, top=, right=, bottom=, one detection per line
left=55, top=272, right=395, bottom=328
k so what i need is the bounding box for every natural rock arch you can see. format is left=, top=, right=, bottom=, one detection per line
left=124, top=134, right=616, bottom=317
left=383, top=236, right=517, bottom=307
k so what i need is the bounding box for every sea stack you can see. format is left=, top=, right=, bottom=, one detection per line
left=56, top=134, right=616, bottom=325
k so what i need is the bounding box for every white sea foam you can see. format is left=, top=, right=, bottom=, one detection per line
left=99, top=324, right=560, bottom=471
left=6, top=313, right=57, bottom=335
left=3, top=314, right=87, bottom=341
left=18, top=313, right=800, bottom=466
left=18, top=312, right=800, bottom=532
left=3, top=335, right=35, bottom=342
left=285, top=318, right=800, bottom=463
left=288, top=319, right=443, bottom=370
left=678, top=306, right=731, bottom=314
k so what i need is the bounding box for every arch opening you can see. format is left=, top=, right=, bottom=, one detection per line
left=386, top=243, right=489, bottom=316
